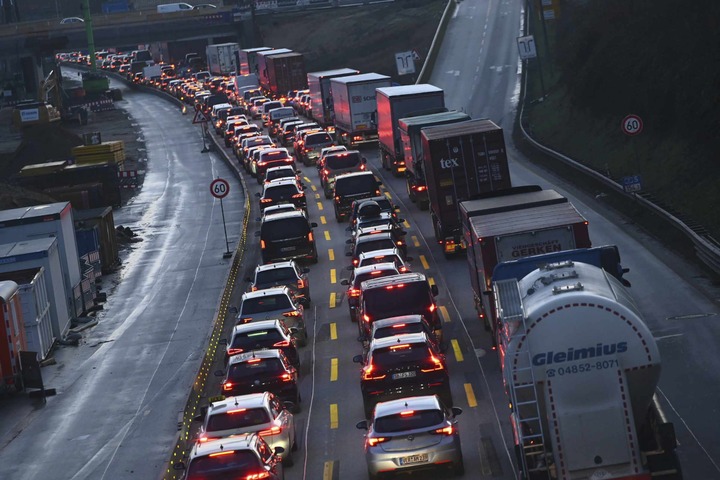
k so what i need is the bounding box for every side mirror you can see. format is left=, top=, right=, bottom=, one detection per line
left=289, top=327, right=299, bottom=334
left=361, top=157, right=367, bottom=164
left=173, top=462, right=186, bottom=471
left=352, top=354, right=364, bottom=364
left=451, top=406, right=463, bottom=417
left=346, top=265, right=354, bottom=271
left=398, top=218, right=405, bottom=224
left=405, top=256, right=414, bottom=262
left=345, top=226, right=351, bottom=232
left=214, top=370, right=225, bottom=377
left=302, top=267, right=310, bottom=274
left=377, top=180, right=383, bottom=185
left=255, top=217, right=261, bottom=222
left=229, top=306, right=238, bottom=315
left=394, top=207, right=401, bottom=212
left=340, top=279, right=350, bottom=286
left=219, top=338, right=228, bottom=346
left=311, top=222, right=318, bottom=228
left=245, top=276, right=252, bottom=282
left=431, top=284, right=439, bottom=296
left=356, top=420, right=368, bottom=430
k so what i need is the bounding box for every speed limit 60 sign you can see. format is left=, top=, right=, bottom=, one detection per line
left=621, top=114, right=643, bottom=136
left=210, top=178, right=230, bottom=199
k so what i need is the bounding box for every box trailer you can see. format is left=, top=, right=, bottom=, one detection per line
left=307, top=68, right=360, bottom=127
left=238, top=47, right=272, bottom=76
left=0, top=281, right=27, bottom=387
left=205, top=42, right=241, bottom=76
left=264, top=52, right=307, bottom=97
left=330, top=73, right=392, bottom=147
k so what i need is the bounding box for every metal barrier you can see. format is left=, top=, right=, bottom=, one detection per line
left=416, top=0, right=456, bottom=84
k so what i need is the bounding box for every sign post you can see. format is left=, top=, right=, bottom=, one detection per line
left=517, top=34, right=545, bottom=99
left=621, top=114, right=644, bottom=195
left=193, top=109, right=210, bottom=153
left=395, top=51, right=416, bottom=77
left=210, top=178, right=232, bottom=258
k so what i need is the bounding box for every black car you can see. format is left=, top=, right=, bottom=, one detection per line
left=217, top=349, right=300, bottom=407
left=333, top=171, right=382, bottom=222
left=257, top=178, right=307, bottom=212
left=340, top=262, right=400, bottom=322
left=353, top=332, right=451, bottom=418
left=260, top=210, right=318, bottom=264
left=350, top=197, right=400, bottom=228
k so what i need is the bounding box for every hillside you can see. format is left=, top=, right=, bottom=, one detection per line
left=524, top=0, right=720, bottom=239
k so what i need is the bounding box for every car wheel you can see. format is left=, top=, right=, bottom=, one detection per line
left=256, top=175, right=262, bottom=185
left=324, top=191, right=331, bottom=199
left=284, top=448, right=294, bottom=467
left=368, top=468, right=380, bottom=480
left=350, top=310, right=356, bottom=322
left=441, top=388, right=454, bottom=408
left=292, top=432, right=298, bottom=452
left=363, top=400, right=373, bottom=420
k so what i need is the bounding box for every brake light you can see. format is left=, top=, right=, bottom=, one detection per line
left=391, top=323, right=407, bottom=329
left=370, top=270, right=383, bottom=275
left=222, top=381, right=233, bottom=391
left=348, top=288, right=361, bottom=297
left=421, top=354, right=444, bottom=372
left=429, top=304, right=437, bottom=313
left=227, top=348, right=244, bottom=356
left=283, top=310, right=301, bottom=317
left=362, top=364, right=386, bottom=380
left=209, top=450, right=235, bottom=457
left=298, top=278, right=306, bottom=289
left=400, top=410, right=415, bottom=416
left=353, top=259, right=359, bottom=266
left=363, top=314, right=371, bottom=323
left=248, top=358, right=262, bottom=363
left=273, top=340, right=290, bottom=347
left=245, top=472, right=270, bottom=479
left=417, top=186, right=427, bottom=192
left=366, top=436, right=388, bottom=447
left=280, top=372, right=294, bottom=382
left=292, top=193, right=304, bottom=198
left=308, top=232, right=314, bottom=242
left=259, top=424, right=283, bottom=436
left=323, top=169, right=329, bottom=176
left=260, top=198, right=272, bottom=203
left=360, top=164, right=366, bottom=170
left=334, top=196, right=340, bottom=201
left=399, top=265, right=409, bottom=273
left=390, top=343, right=411, bottom=351
left=433, top=425, right=454, bottom=435
left=261, top=240, right=266, bottom=249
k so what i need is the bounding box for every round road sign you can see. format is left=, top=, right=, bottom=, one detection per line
left=621, top=114, right=643, bottom=136
left=210, top=178, right=230, bottom=199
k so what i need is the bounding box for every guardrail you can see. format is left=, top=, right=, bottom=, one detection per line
left=416, top=0, right=456, bottom=84
left=517, top=74, right=720, bottom=277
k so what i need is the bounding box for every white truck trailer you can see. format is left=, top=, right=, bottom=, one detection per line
left=493, top=259, right=681, bottom=480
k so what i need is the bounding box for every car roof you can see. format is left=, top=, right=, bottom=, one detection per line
left=209, top=393, right=270, bottom=414
left=372, top=314, right=425, bottom=330
left=190, top=433, right=257, bottom=458
left=374, top=395, right=442, bottom=418
left=228, top=348, right=284, bottom=365
left=232, top=319, right=283, bottom=335
left=356, top=224, right=394, bottom=236
left=256, top=260, right=295, bottom=272
left=263, top=178, right=300, bottom=190
left=242, top=286, right=290, bottom=299
left=356, top=232, right=393, bottom=243
left=352, top=262, right=399, bottom=276
left=262, top=210, right=308, bottom=222
left=370, top=332, right=430, bottom=351
left=262, top=204, right=298, bottom=216
left=360, top=272, right=427, bottom=290
left=336, top=171, right=375, bottom=181
left=358, top=248, right=401, bottom=259
left=266, top=165, right=295, bottom=173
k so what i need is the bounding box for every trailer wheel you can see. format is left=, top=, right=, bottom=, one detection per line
left=419, top=200, right=429, bottom=211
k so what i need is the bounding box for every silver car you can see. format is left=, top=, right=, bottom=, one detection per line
left=196, top=392, right=297, bottom=466
left=356, top=395, right=464, bottom=478
left=236, top=287, right=307, bottom=346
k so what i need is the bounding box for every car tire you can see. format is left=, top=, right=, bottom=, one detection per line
left=284, top=448, right=294, bottom=467
left=441, top=388, right=454, bottom=408
left=453, top=454, right=465, bottom=476
left=350, top=310, right=356, bottom=322
left=292, top=432, right=298, bottom=452
left=363, top=400, right=373, bottom=420
left=368, top=468, right=380, bottom=480
left=324, top=191, right=331, bottom=199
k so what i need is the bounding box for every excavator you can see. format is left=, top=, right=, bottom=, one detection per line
left=11, top=70, right=63, bottom=129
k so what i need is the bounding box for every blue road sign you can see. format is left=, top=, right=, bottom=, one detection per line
left=622, top=175, right=642, bottom=193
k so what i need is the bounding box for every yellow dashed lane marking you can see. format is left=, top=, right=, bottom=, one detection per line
left=317, top=202, right=324, bottom=210
left=328, top=248, right=335, bottom=261
left=330, top=358, right=338, bottom=382
left=304, top=176, right=312, bottom=183
left=420, top=255, right=430, bottom=270
left=412, top=235, right=420, bottom=247
left=384, top=191, right=392, bottom=199
left=330, top=322, right=337, bottom=340
left=311, top=185, right=317, bottom=192
left=464, top=383, right=478, bottom=407
left=330, top=404, right=338, bottom=429
left=439, top=306, right=450, bottom=323
left=428, top=277, right=435, bottom=286
left=315, top=193, right=321, bottom=199
left=451, top=339, right=464, bottom=362
left=329, top=292, right=336, bottom=308
left=403, top=220, right=410, bottom=228
left=323, top=461, right=334, bottom=480
left=324, top=230, right=331, bottom=241
left=321, top=215, right=327, bottom=224
left=330, top=269, right=337, bottom=284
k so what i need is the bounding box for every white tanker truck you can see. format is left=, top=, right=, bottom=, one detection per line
left=493, top=259, right=682, bottom=480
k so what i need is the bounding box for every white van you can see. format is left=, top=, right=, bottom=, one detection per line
left=157, top=3, right=193, bottom=13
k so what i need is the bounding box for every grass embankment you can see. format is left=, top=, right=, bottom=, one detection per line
left=520, top=0, right=720, bottom=244
left=256, top=0, right=447, bottom=83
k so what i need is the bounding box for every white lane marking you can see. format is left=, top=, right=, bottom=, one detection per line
left=654, top=333, right=684, bottom=341
left=302, top=305, right=318, bottom=479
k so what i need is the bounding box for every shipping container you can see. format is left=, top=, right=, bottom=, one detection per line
left=0, top=268, right=54, bottom=360
left=330, top=73, right=392, bottom=147
left=0, top=281, right=27, bottom=387
left=255, top=49, right=292, bottom=90
left=15, top=163, right=121, bottom=207
left=264, top=52, right=307, bottom=97
left=307, top=68, right=360, bottom=127
left=0, top=238, right=72, bottom=340
left=238, top=47, right=271, bottom=76
left=206, top=43, right=241, bottom=76
left=73, top=207, right=120, bottom=274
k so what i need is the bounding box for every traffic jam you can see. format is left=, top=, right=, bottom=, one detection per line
left=71, top=43, right=683, bottom=480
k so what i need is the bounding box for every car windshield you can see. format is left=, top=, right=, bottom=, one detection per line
left=229, top=358, right=284, bottom=379
left=357, top=219, right=394, bottom=230
left=335, top=175, right=378, bottom=196
left=266, top=170, right=294, bottom=182
left=326, top=152, right=361, bottom=170
left=261, top=217, right=310, bottom=241
left=265, top=184, right=299, bottom=199
left=247, top=137, right=272, bottom=148
left=363, top=283, right=432, bottom=318
left=374, top=409, right=445, bottom=433
left=256, top=268, right=296, bottom=285
left=374, top=322, right=425, bottom=340
left=187, top=450, right=260, bottom=477
left=356, top=239, right=396, bottom=257
left=241, top=294, right=292, bottom=314
left=231, top=328, right=285, bottom=349
left=359, top=254, right=400, bottom=268
left=305, top=132, right=332, bottom=146
left=206, top=408, right=271, bottom=432
left=372, top=342, right=431, bottom=369
left=260, top=151, right=291, bottom=162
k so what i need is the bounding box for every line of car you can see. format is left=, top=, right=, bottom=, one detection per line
left=159, top=74, right=467, bottom=478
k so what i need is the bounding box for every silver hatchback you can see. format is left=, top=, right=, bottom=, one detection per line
left=356, top=395, right=464, bottom=478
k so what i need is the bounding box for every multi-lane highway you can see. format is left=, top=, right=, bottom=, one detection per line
left=1, top=1, right=720, bottom=479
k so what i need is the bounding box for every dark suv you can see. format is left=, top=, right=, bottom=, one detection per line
left=341, top=262, right=399, bottom=322
left=257, top=178, right=307, bottom=213
left=353, top=332, right=451, bottom=417
left=216, top=349, right=300, bottom=407
left=333, top=171, right=382, bottom=222
left=296, top=130, right=334, bottom=166
left=357, top=272, right=440, bottom=342
left=260, top=210, right=318, bottom=264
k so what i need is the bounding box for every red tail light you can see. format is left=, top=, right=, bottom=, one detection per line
left=366, top=436, right=388, bottom=447
left=348, top=288, right=361, bottom=297
left=298, top=279, right=306, bottom=289
left=245, top=472, right=271, bottom=479
left=363, top=314, right=371, bottom=323
left=292, top=193, right=303, bottom=198
left=227, top=348, right=244, bottom=356
left=261, top=240, right=266, bottom=249
left=323, top=169, right=329, bottom=175
left=260, top=198, right=272, bottom=203
left=280, top=372, right=294, bottom=382
left=362, top=364, right=386, bottom=381
left=360, top=164, right=366, bottom=170
left=283, top=310, right=301, bottom=317
left=308, top=232, right=314, bottom=242
left=259, top=424, right=282, bottom=436
left=352, top=259, right=359, bottom=266
left=421, top=354, right=444, bottom=372
left=433, top=425, right=454, bottom=435
left=429, top=304, right=437, bottom=313
left=222, top=381, right=233, bottom=391
left=273, top=340, right=290, bottom=347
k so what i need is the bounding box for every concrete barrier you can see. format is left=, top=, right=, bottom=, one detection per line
left=416, top=0, right=456, bottom=84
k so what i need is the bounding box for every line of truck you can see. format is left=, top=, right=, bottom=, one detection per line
left=221, top=45, right=683, bottom=479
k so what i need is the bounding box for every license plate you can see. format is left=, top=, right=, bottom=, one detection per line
left=281, top=246, right=296, bottom=252
left=399, top=453, right=428, bottom=465
left=392, top=371, right=416, bottom=380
